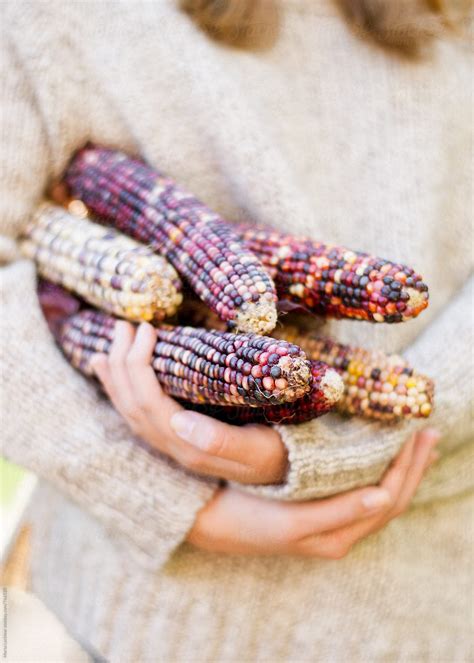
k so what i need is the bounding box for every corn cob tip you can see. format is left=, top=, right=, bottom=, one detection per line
left=277, top=354, right=311, bottom=396
left=320, top=368, right=344, bottom=405
left=405, top=287, right=428, bottom=317
left=233, top=300, right=278, bottom=335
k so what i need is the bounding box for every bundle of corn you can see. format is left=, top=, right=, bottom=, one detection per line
left=276, top=326, right=434, bottom=420
left=182, top=360, right=344, bottom=425
left=58, top=309, right=315, bottom=407
left=21, top=204, right=182, bottom=323
left=236, top=224, right=429, bottom=323
left=63, top=145, right=278, bottom=334
left=33, top=144, right=434, bottom=427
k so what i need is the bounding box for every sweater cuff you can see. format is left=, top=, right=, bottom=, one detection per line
left=239, top=413, right=417, bottom=502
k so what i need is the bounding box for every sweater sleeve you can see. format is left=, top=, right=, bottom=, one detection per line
left=242, top=276, right=473, bottom=502
left=0, top=33, right=217, bottom=571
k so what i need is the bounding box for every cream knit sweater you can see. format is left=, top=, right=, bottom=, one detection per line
left=1, top=1, right=473, bottom=660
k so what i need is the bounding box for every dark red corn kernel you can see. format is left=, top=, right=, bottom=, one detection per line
left=235, top=224, right=429, bottom=323
left=63, top=145, right=277, bottom=334
left=180, top=360, right=343, bottom=425
left=58, top=309, right=312, bottom=406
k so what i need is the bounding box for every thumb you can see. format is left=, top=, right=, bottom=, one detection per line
left=170, top=411, right=287, bottom=484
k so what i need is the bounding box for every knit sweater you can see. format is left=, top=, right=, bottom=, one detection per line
left=1, top=0, right=473, bottom=660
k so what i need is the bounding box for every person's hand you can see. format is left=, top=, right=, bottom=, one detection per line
left=90, top=321, right=288, bottom=484
left=186, top=429, right=440, bottom=557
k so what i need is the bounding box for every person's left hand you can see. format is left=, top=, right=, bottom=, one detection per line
left=186, top=430, right=440, bottom=556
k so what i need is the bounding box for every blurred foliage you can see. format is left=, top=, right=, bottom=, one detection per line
left=0, top=457, right=26, bottom=506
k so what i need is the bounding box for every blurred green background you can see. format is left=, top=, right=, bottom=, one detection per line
left=1, top=457, right=26, bottom=506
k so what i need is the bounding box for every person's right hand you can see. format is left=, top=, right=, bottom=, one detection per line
left=90, top=320, right=289, bottom=485
left=186, top=429, right=440, bottom=557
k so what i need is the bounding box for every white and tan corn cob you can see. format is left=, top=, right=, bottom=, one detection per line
left=275, top=326, right=434, bottom=421
left=21, top=203, right=183, bottom=322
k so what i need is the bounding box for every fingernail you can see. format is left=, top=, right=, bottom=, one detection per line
left=170, top=412, right=214, bottom=451
left=362, top=489, right=391, bottom=512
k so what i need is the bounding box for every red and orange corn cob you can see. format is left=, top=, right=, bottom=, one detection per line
left=63, top=145, right=278, bottom=334
left=276, top=326, right=434, bottom=420
left=21, top=203, right=182, bottom=323
left=183, top=360, right=343, bottom=425
left=58, top=310, right=312, bottom=406
left=235, top=224, right=429, bottom=323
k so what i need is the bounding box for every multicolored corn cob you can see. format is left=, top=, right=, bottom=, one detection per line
left=276, top=326, right=434, bottom=420
left=63, top=145, right=278, bottom=334
left=235, top=224, right=429, bottom=323
left=182, top=360, right=343, bottom=425
left=21, top=203, right=182, bottom=323
left=58, top=310, right=312, bottom=406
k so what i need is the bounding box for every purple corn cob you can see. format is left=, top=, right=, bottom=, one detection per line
left=63, top=145, right=278, bottom=334
left=58, top=309, right=312, bottom=407
left=183, top=360, right=343, bottom=425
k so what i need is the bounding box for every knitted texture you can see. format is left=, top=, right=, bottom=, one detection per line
left=1, top=0, right=473, bottom=659
left=1, top=261, right=217, bottom=571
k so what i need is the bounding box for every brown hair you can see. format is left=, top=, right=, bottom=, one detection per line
left=180, top=0, right=469, bottom=56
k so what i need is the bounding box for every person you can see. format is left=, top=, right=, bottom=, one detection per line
left=1, top=0, right=472, bottom=660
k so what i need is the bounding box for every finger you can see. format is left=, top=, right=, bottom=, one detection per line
left=388, top=428, right=441, bottom=517
left=125, top=322, right=179, bottom=414
left=314, top=431, right=432, bottom=555
left=284, top=485, right=392, bottom=544
left=90, top=353, right=116, bottom=397
left=108, top=321, right=137, bottom=411
left=379, top=432, right=418, bottom=502
left=169, top=410, right=287, bottom=484
left=90, top=352, right=126, bottom=412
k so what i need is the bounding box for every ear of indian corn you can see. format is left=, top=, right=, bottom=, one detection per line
left=58, top=310, right=312, bottom=406
left=181, top=360, right=343, bottom=425
left=236, top=224, right=429, bottom=323
left=63, top=145, right=278, bottom=334
left=275, top=326, right=434, bottom=420
left=21, top=203, right=183, bottom=323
